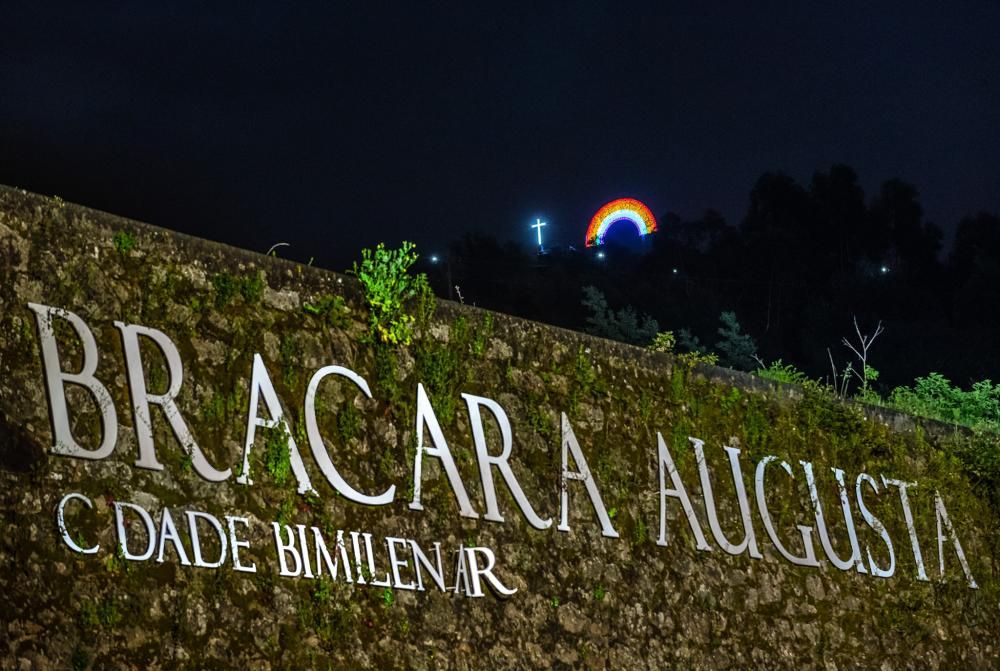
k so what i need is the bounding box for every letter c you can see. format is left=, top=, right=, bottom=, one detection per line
left=56, top=493, right=99, bottom=554
left=304, top=365, right=395, bottom=505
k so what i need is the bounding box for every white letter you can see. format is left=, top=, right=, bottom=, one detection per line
left=272, top=522, right=302, bottom=577
left=363, top=532, right=392, bottom=587
left=934, top=492, right=977, bottom=589
left=115, top=321, right=230, bottom=481
left=692, top=438, right=762, bottom=558
left=464, top=547, right=517, bottom=597
left=305, top=365, right=395, bottom=505
left=855, top=473, right=895, bottom=578
left=313, top=528, right=352, bottom=582
left=463, top=393, right=551, bottom=529
left=226, top=516, right=256, bottom=573
left=755, top=456, right=820, bottom=567
left=411, top=541, right=446, bottom=592
left=558, top=413, right=618, bottom=538
left=386, top=537, right=417, bottom=590
left=56, top=493, right=99, bottom=554
left=297, top=525, right=315, bottom=578
left=238, top=354, right=315, bottom=495
left=186, top=511, right=228, bottom=568
left=657, top=433, right=710, bottom=550
left=29, top=303, right=117, bottom=459
left=882, top=476, right=929, bottom=581
left=113, top=501, right=156, bottom=561
left=409, top=384, right=478, bottom=518
left=802, top=462, right=867, bottom=573
left=156, top=508, right=191, bottom=565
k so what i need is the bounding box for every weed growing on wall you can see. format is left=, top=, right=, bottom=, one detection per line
left=351, top=241, right=432, bottom=346
left=111, top=230, right=135, bottom=256
left=755, top=359, right=810, bottom=385
left=211, top=271, right=266, bottom=308
left=303, top=294, right=351, bottom=328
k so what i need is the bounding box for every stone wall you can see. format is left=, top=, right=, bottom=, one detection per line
left=0, top=185, right=997, bottom=670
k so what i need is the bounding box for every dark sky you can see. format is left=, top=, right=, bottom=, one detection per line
left=2, top=2, right=999, bottom=269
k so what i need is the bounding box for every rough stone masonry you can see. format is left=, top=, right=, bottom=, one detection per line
left=0, top=185, right=997, bottom=670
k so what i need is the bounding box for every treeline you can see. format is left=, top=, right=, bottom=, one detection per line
left=420, top=165, right=1000, bottom=400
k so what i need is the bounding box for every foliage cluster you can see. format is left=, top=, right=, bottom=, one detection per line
left=303, top=294, right=350, bottom=328
left=351, top=241, right=432, bottom=346
left=112, top=230, right=136, bottom=256
left=755, top=359, right=810, bottom=385
left=581, top=286, right=658, bottom=345
left=887, top=374, right=1000, bottom=432
left=648, top=330, right=718, bottom=367
left=211, top=270, right=265, bottom=308
left=714, top=311, right=758, bottom=370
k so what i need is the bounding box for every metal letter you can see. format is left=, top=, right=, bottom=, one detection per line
left=558, top=413, right=619, bottom=538
left=238, top=353, right=315, bottom=495
left=312, top=527, right=352, bottom=582
left=408, top=384, right=478, bottom=518
left=934, top=492, right=978, bottom=589
left=56, top=493, right=99, bottom=555
left=115, top=321, right=230, bottom=481
left=304, top=365, right=395, bottom=505
left=113, top=501, right=156, bottom=561
left=186, top=511, right=228, bottom=568
left=386, top=537, right=417, bottom=590
left=464, top=547, right=517, bottom=597
left=882, top=476, right=929, bottom=582
left=855, top=473, right=895, bottom=578
left=272, top=522, right=302, bottom=577
left=411, top=541, right=445, bottom=592
left=692, top=438, right=762, bottom=558
left=28, top=303, right=117, bottom=459
left=657, top=433, right=711, bottom=550
left=802, top=462, right=867, bottom=573
left=462, top=392, right=551, bottom=528
left=156, top=508, right=192, bottom=565
left=755, top=456, right=820, bottom=567
left=226, top=516, right=257, bottom=573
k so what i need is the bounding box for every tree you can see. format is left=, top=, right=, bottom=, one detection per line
left=868, top=179, right=942, bottom=279
left=581, top=286, right=659, bottom=346
left=715, top=311, right=757, bottom=371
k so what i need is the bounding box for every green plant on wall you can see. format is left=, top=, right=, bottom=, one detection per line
left=303, top=294, right=350, bottom=328
left=211, top=270, right=266, bottom=308
left=112, top=230, right=136, bottom=256
left=755, top=359, right=810, bottom=385
left=351, top=241, right=432, bottom=346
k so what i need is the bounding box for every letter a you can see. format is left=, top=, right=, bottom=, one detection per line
left=237, top=354, right=314, bottom=495
left=558, top=414, right=618, bottom=538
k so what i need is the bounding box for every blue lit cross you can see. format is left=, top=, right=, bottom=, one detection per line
left=531, top=218, right=547, bottom=249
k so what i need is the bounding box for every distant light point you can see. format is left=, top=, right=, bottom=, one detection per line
left=880, top=265, right=890, bottom=274
left=596, top=251, right=606, bottom=260
left=430, top=255, right=440, bottom=264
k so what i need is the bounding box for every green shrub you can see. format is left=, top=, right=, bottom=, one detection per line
left=648, top=331, right=676, bottom=353
left=351, top=242, right=432, bottom=346
left=755, top=359, right=809, bottom=385
left=888, top=373, right=1000, bottom=432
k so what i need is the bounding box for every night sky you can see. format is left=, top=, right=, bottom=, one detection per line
left=3, top=2, right=999, bottom=269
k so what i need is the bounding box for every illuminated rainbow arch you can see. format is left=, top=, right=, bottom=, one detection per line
left=585, top=197, right=658, bottom=247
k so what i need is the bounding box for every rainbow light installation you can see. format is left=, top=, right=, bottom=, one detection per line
left=585, top=197, right=658, bottom=247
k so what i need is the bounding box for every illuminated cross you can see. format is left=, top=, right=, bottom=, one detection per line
left=532, top=218, right=547, bottom=249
